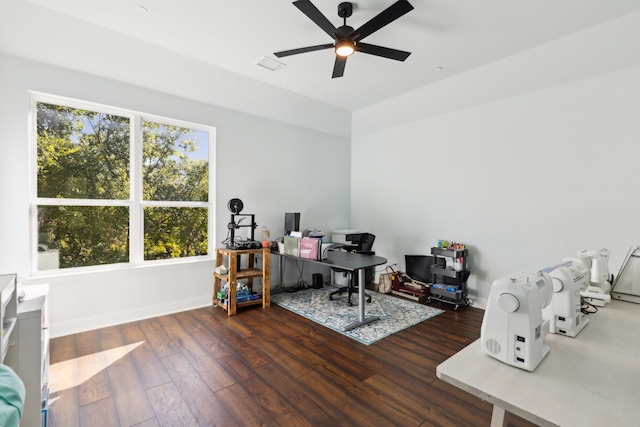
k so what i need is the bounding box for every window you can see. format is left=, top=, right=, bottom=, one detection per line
left=31, top=94, right=214, bottom=271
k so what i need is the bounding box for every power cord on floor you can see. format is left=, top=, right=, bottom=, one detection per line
left=581, top=297, right=598, bottom=314
left=286, top=259, right=309, bottom=292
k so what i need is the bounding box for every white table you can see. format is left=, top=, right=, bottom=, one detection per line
left=436, top=300, right=640, bottom=427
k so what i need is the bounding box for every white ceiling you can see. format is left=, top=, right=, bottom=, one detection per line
left=5, top=0, right=640, bottom=112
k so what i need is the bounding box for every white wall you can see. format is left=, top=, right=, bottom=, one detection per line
left=0, top=0, right=351, bottom=139
left=351, top=14, right=640, bottom=307
left=0, top=54, right=351, bottom=337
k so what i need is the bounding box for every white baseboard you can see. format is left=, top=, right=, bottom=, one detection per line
left=50, top=295, right=212, bottom=338
left=469, top=295, right=488, bottom=310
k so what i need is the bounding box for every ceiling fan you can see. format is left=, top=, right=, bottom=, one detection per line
left=274, top=0, right=414, bottom=78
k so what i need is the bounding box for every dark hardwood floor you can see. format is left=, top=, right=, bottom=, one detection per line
left=48, top=295, right=537, bottom=427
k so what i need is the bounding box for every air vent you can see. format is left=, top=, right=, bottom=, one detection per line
left=485, top=338, right=501, bottom=355
left=257, top=57, right=285, bottom=72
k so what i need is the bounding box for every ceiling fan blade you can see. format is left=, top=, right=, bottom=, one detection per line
left=350, top=0, right=414, bottom=43
left=332, top=56, right=347, bottom=78
left=274, top=43, right=334, bottom=58
left=293, top=0, right=339, bottom=40
left=355, top=43, right=411, bottom=61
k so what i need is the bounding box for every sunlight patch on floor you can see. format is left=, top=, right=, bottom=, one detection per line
left=49, top=341, right=145, bottom=394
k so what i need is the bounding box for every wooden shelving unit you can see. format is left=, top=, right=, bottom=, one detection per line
left=213, top=247, right=270, bottom=316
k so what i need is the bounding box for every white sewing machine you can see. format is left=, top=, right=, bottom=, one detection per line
left=578, top=248, right=612, bottom=306
left=481, top=270, right=553, bottom=371
left=542, top=258, right=590, bottom=337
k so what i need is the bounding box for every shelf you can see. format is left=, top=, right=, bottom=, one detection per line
left=217, top=298, right=264, bottom=311
left=431, top=266, right=469, bottom=279
left=215, top=247, right=269, bottom=256
left=1, top=282, right=15, bottom=311
left=1, top=317, right=16, bottom=360
left=430, top=287, right=464, bottom=300
left=431, top=248, right=468, bottom=258
left=428, top=294, right=470, bottom=310
left=214, top=267, right=263, bottom=281
left=213, top=247, right=271, bottom=316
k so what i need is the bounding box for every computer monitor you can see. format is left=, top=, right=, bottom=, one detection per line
left=406, top=254, right=457, bottom=285
left=284, top=212, right=300, bottom=234
left=405, top=255, right=434, bottom=285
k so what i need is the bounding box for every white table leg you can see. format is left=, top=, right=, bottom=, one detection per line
left=491, top=405, right=508, bottom=427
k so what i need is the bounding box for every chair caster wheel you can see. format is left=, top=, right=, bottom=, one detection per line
left=348, top=301, right=353, bottom=306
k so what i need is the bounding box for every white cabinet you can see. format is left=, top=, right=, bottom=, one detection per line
left=17, top=283, right=49, bottom=427
left=0, top=274, right=18, bottom=369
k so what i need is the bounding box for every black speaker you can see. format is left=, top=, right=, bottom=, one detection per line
left=284, top=212, right=300, bottom=233
left=312, top=273, right=323, bottom=289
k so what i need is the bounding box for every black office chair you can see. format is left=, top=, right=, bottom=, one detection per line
left=329, top=233, right=375, bottom=306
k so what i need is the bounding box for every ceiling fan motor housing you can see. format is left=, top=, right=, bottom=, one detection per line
left=338, top=2, right=353, bottom=19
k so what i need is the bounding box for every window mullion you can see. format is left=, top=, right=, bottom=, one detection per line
left=130, top=115, right=143, bottom=264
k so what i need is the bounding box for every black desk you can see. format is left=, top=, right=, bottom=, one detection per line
left=275, top=251, right=387, bottom=331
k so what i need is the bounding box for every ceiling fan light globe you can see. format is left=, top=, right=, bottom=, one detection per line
left=335, top=40, right=355, bottom=57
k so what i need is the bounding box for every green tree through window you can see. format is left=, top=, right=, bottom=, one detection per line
left=34, top=97, right=212, bottom=270
left=142, top=121, right=209, bottom=260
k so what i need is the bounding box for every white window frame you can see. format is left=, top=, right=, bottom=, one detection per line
left=28, top=92, right=216, bottom=275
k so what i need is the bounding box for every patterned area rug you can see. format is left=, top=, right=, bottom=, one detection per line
left=271, top=286, right=444, bottom=345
